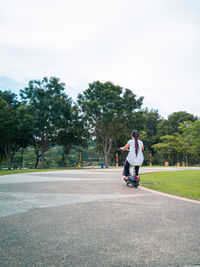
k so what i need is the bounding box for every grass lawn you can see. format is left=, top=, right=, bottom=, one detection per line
left=141, top=170, right=200, bottom=201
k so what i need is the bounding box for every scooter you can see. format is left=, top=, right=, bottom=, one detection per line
left=124, top=174, right=140, bottom=188
left=122, top=148, right=140, bottom=188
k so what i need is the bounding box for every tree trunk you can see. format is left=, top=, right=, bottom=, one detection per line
left=104, top=152, right=109, bottom=168
left=103, top=138, right=112, bottom=168
left=35, top=156, right=39, bottom=169
left=7, top=155, right=12, bottom=170
left=22, top=147, right=24, bottom=169
left=63, top=146, right=70, bottom=167
left=41, top=148, right=45, bottom=168
left=62, top=152, right=68, bottom=167
left=4, top=146, right=12, bottom=170
left=34, top=150, right=41, bottom=169
left=185, top=154, right=188, bottom=166
left=62, top=153, right=66, bottom=167
left=103, top=143, right=110, bottom=168
left=35, top=157, right=39, bottom=169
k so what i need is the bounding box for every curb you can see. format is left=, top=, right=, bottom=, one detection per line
left=140, top=186, right=200, bottom=205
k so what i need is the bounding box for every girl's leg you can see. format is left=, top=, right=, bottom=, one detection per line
left=123, top=160, right=130, bottom=178
left=135, top=166, right=139, bottom=176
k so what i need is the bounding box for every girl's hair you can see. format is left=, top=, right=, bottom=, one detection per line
left=131, top=130, right=139, bottom=156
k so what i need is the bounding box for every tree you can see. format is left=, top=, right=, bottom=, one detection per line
left=16, top=104, right=34, bottom=168
left=77, top=81, right=143, bottom=167
left=56, top=105, right=89, bottom=166
left=152, top=132, right=192, bottom=165
left=0, top=145, right=5, bottom=169
left=0, top=91, right=20, bottom=169
left=168, top=111, right=197, bottom=132
left=20, top=77, right=72, bottom=168
left=141, top=109, right=161, bottom=151
left=179, top=120, right=200, bottom=165
left=157, top=111, right=197, bottom=136
left=152, top=135, right=174, bottom=163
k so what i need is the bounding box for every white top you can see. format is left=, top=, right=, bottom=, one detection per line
left=126, top=139, right=144, bottom=166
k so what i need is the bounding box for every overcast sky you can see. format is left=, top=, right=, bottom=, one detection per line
left=0, top=0, right=199, bottom=118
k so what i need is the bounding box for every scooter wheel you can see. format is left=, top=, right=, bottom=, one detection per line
left=134, top=181, right=139, bottom=188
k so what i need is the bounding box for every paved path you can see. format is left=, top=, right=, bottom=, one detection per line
left=0, top=167, right=200, bottom=267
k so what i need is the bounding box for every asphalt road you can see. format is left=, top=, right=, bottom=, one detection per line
left=0, top=167, right=200, bottom=267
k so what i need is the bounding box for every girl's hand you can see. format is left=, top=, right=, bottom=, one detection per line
left=119, top=143, right=130, bottom=151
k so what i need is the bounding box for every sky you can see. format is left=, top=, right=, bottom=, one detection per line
left=0, top=0, right=200, bottom=118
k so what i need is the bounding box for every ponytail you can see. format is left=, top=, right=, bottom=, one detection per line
left=131, top=130, right=139, bottom=156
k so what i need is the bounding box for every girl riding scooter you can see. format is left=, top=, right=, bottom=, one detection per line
left=119, top=130, right=144, bottom=182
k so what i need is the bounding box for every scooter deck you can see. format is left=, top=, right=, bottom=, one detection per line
left=125, top=175, right=140, bottom=188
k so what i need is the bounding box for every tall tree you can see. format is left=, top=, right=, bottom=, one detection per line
left=179, top=120, right=200, bottom=164
left=17, top=104, right=34, bottom=168
left=157, top=111, right=197, bottom=136
left=56, top=105, right=89, bottom=166
left=20, top=77, right=72, bottom=168
left=0, top=91, right=20, bottom=169
left=141, top=109, right=161, bottom=152
left=77, top=81, right=143, bottom=167
left=153, top=133, right=191, bottom=165
left=152, top=135, right=176, bottom=164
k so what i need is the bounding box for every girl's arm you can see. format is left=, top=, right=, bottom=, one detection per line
left=119, top=143, right=130, bottom=151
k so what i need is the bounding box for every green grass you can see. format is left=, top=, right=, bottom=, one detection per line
left=141, top=170, right=200, bottom=201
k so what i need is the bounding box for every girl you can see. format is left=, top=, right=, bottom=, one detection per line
left=119, top=130, right=144, bottom=181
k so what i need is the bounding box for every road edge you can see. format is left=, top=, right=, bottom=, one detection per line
left=140, top=186, right=200, bottom=205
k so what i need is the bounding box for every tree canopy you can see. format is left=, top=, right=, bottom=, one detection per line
left=20, top=77, right=71, bottom=167
left=0, top=78, right=200, bottom=168
left=0, top=91, right=20, bottom=169
left=77, top=81, right=143, bottom=167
